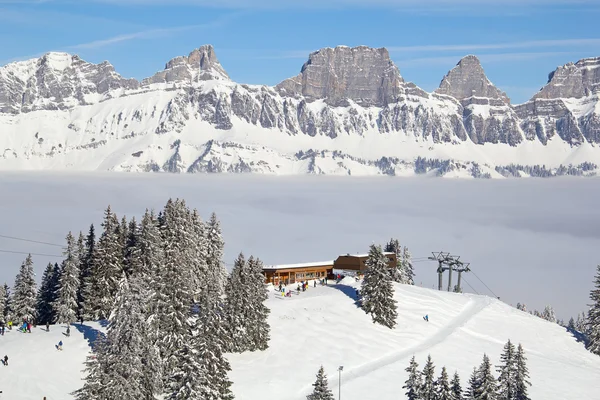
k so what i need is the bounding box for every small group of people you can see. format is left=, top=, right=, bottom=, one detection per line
left=19, top=319, right=33, bottom=333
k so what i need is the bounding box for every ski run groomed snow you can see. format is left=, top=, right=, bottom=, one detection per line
left=0, top=280, right=598, bottom=399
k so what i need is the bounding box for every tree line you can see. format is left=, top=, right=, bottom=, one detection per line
left=1, top=198, right=270, bottom=400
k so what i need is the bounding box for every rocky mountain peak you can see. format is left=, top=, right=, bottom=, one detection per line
left=435, top=55, right=510, bottom=105
left=532, top=56, right=600, bottom=100
left=0, top=52, right=138, bottom=114
left=275, top=45, right=404, bottom=107
left=142, top=44, right=230, bottom=85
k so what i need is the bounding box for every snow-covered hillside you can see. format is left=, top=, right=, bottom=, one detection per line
left=1, top=282, right=598, bottom=399
left=2, top=46, right=600, bottom=178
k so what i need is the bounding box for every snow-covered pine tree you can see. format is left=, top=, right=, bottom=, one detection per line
left=0, top=284, right=5, bottom=323
left=123, top=217, right=140, bottom=277
left=188, top=208, right=208, bottom=297
left=568, top=317, right=576, bottom=331
left=105, top=276, right=162, bottom=399
left=542, top=305, right=556, bottom=323
left=224, top=253, right=249, bottom=352
left=118, top=215, right=130, bottom=257
left=157, top=199, right=197, bottom=378
left=576, top=311, right=587, bottom=333
left=360, top=244, right=398, bottom=328
left=307, top=365, right=335, bottom=400
left=12, top=254, right=37, bottom=321
left=436, top=366, right=452, bottom=400
left=204, top=212, right=227, bottom=306
left=587, top=264, right=600, bottom=356
left=403, top=356, right=422, bottom=400
left=514, top=344, right=531, bottom=400
left=36, top=263, right=58, bottom=324
left=172, top=303, right=234, bottom=400
left=496, top=339, right=516, bottom=400
left=54, top=232, right=80, bottom=325
left=402, top=246, right=415, bottom=285
left=384, top=238, right=403, bottom=283
left=2, top=283, right=11, bottom=322
left=450, top=371, right=463, bottom=400
left=72, top=334, right=110, bottom=400
left=475, top=354, right=498, bottom=400
left=78, top=224, right=95, bottom=320
left=421, top=355, right=436, bottom=400
left=247, top=255, right=270, bottom=351
left=87, top=206, right=125, bottom=320
left=465, top=368, right=480, bottom=400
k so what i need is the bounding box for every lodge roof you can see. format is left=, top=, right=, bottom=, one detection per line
left=338, top=252, right=396, bottom=258
left=263, top=260, right=334, bottom=270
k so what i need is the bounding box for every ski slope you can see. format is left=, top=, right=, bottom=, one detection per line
left=0, top=281, right=598, bottom=400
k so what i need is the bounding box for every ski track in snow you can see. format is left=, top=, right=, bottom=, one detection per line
left=295, top=295, right=492, bottom=398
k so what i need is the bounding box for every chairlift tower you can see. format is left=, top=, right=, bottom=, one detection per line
left=428, top=251, right=470, bottom=292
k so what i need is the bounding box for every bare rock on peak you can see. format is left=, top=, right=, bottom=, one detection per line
left=436, top=55, right=510, bottom=105
left=276, top=45, right=404, bottom=107
left=532, top=57, right=600, bottom=100
left=142, top=44, right=230, bottom=86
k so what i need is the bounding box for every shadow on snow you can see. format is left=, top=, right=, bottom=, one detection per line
left=74, top=321, right=107, bottom=351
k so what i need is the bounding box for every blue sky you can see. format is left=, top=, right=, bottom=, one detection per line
left=1, top=0, right=600, bottom=103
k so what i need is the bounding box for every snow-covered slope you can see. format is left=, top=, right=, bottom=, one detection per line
left=1, top=282, right=598, bottom=399
left=2, top=46, right=600, bottom=177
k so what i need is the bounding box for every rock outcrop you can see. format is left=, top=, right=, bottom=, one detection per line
left=533, top=57, right=600, bottom=100
left=276, top=46, right=404, bottom=107
left=142, top=45, right=230, bottom=85
left=0, top=52, right=139, bottom=114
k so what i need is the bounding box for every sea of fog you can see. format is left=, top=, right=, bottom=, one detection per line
left=1, top=171, right=598, bottom=320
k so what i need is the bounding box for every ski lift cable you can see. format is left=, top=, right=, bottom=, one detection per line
left=0, top=249, right=63, bottom=258
left=461, top=276, right=480, bottom=295
left=0, top=234, right=65, bottom=248
left=470, top=270, right=499, bottom=299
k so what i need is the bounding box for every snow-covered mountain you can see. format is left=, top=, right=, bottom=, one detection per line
left=1, top=282, right=598, bottom=399
left=2, top=45, right=600, bottom=178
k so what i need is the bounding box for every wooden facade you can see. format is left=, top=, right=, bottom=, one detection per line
left=333, top=252, right=397, bottom=272
left=263, top=261, right=334, bottom=285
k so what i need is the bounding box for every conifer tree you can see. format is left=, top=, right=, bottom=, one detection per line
left=514, top=344, right=531, bottom=400
left=246, top=255, right=270, bottom=351
left=496, top=340, right=516, bottom=400
left=450, top=371, right=463, bottom=400
left=587, top=264, right=600, bottom=356
left=224, top=253, right=249, bottom=352
left=567, top=317, right=576, bottom=331
left=157, top=199, right=197, bottom=378
left=73, top=335, right=111, bottom=400
left=0, top=284, right=6, bottom=323
left=2, top=283, right=11, bottom=322
left=54, top=232, right=80, bottom=325
left=123, top=217, right=140, bottom=277
left=12, top=254, right=37, bottom=321
left=78, top=224, right=95, bottom=320
left=421, top=354, right=436, bottom=400
left=188, top=209, right=208, bottom=296
left=402, top=246, right=415, bottom=285
left=475, top=354, right=498, bottom=400
left=436, top=367, right=452, bottom=400
left=465, top=368, right=479, bottom=400
left=542, top=305, right=556, bottom=323
left=307, top=366, right=335, bottom=400
left=87, top=206, right=124, bottom=320
left=384, top=238, right=403, bottom=282
left=360, top=244, right=398, bottom=328
left=36, top=263, right=58, bottom=324
left=403, top=356, right=422, bottom=400
left=205, top=212, right=227, bottom=305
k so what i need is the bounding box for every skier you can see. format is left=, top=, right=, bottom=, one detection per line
left=423, top=314, right=429, bottom=322
left=46, top=322, right=49, bottom=332
left=3, top=355, right=7, bottom=366
left=66, top=326, right=70, bottom=337
left=57, top=341, right=63, bottom=351
left=27, top=322, right=31, bottom=333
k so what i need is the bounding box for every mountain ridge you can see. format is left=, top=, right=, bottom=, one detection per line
left=2, top=44, right=600, bottom=178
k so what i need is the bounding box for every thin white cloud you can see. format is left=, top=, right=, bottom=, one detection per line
left=395, top=51, right=575, bottom=67
left=67, top=13, right=241, bottom=50
left=88, top=0, right=595, bottom=9
left=388, top=38, right=600, bottom=54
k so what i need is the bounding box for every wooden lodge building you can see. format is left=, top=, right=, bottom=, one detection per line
left=263, top=252, right=397, bottom=285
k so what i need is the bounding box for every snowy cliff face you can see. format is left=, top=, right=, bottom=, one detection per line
left=1, top=45, right=600, bottom=178
left=515, top=57, right=600, bottom=146
left=0, top=52, right=139, bottom=114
